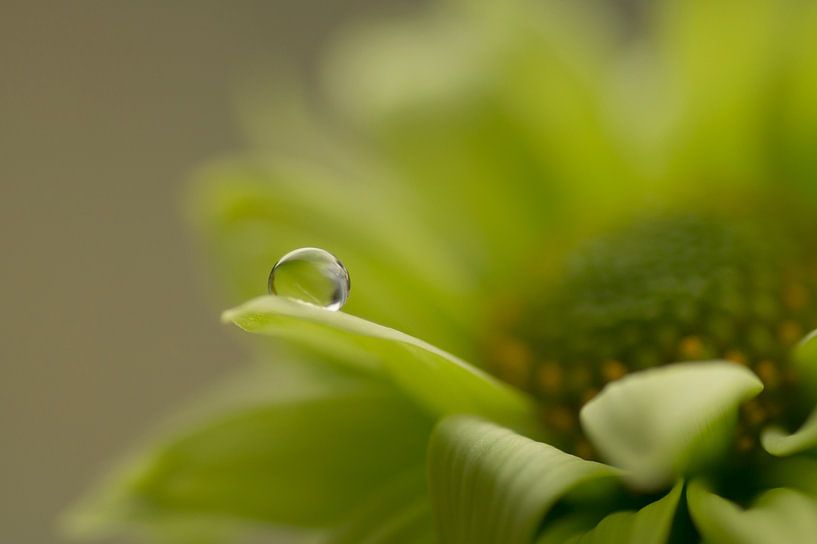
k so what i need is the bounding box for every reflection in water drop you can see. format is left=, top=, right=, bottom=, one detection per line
left=268, top=247, right=350, bottom=311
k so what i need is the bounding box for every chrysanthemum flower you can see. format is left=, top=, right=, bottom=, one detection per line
left=66, top=1, right=817, bottom=543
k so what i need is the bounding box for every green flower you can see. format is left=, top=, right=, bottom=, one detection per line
left=65, top=1, right=817, bottom=543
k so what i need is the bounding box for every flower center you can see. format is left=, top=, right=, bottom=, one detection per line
left=487, top=213, right=817, bottom=459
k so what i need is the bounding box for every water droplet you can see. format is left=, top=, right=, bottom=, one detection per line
left=268, top=247, right=350, bottom=311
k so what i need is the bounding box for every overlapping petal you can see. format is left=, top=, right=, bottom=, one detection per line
left=688, top=481, right=817, bottom=544
left=792, top=330, right=817, bottom=403
left=580, top=361, right=763, bottom=489
left=762, top=406, right=817, bottom=457
left=427, top=416, right=619, bottom=544
left=538, top=482, right=683, bottom=544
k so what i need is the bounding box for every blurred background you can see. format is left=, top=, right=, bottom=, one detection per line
left=0, top=2, right=420, bottom=542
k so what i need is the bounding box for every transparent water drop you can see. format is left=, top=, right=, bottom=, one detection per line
left=268, top=247, right=350, bottom=311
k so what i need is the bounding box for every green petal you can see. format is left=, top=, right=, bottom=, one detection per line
left=537, top=483, right=683, bottom=544
left=765, top=331, right=817, bottom=456
left=536, top=516, right=601, bottom=544
left=223, top=296, right=539, bottom=434
left=773, top=2, right=817, bottom=196
left=580, top=361, right=763, bottom=490
left=63, top=364, right=432, bottom=540
left=652, top=0, right=788, bottom=187
left=427, top=416, right=619, bottom=544
left=762, top=405, right=817, bottom=456
left=553, top=482, right=683, bottom=544
left=792, top=329, right=817, bottom=403
left=688, top=481, right=817, bottom=544
left=80, top=519, right=316, bottom=544
left=324, top=2, right=653, bottom=282
left=329, top=467, right=435, bottom=544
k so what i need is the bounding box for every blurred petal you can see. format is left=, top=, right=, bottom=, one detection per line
left=773, top=2, right=817, bottom=196
left=223, top=296, right=540, bottom=434
left=536, top=516, right=601, bottom=544
left=63, top=363, right=433, bottom=540
left=688, top=481, right=817, bottom=544
left=329, top=467, right=435, bottom=544
left=69, top=518, right=317, bottom=544
left=537, top=481, right=683, bottom=544
left=427, top=416, right=619, bottom=544
left=792, top=329, right=817, bottom=403
left=580, top=362, right=763, bottom=490
left=650, top=0, right=789, bottom=186
left=762, top=403, right=817, bottom=456
left=324, top=1, right=648, bottom=282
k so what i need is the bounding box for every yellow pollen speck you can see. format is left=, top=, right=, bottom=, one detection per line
left=741, top=399, right=766, bottom=426
left=679, top=336, right=705, bottom=359
left=784, top=283, right=809, bottom=310
left=725, top=350, right=748, bottom=365
left=536, top=362, right=563, bottom=395
left=570, top=366, right=593, bottom=391
left=493, top=337, right=531, bottom=387
left=601, top=360, right=627, bottom=381
left=778, top=320, right=803, bottom=345
left=736, top=434, right=755, bottom=453
left=755, top=360, right=781, bottom=388
left=492, top=296, right=523, bottom=327
left=546, top=405, right=575, bottom=433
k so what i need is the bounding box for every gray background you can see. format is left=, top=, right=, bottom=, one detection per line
left=0, top=2, right=417, bottom=542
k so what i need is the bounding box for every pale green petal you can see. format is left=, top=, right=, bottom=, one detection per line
left=792, top=329, right=817, bottom=403
left=427, top=416, right=619, bottom=544
left=580, top=361, right=763, bottom=490
left=537, top=482, right=683, bottom=544
left=223, top=296, right=539, bottom=434
left=63, top=364, right=432, bottom=540
left=560, top=481, right=683, bottom=544
left=77, top=518, right=318, bottom=544
left=688, top=481, right=817, bottom=544
left=536, top=516, right=600, bottom=544
left=767, top=332, right=817, bottom=456
left=762, top=404, right=817, bottom=456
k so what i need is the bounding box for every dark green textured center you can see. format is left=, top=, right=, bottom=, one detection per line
left=488, top=213, right=817, bottom=458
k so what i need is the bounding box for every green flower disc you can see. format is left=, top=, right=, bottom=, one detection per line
left=489, top=208, right=817, bottom=458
